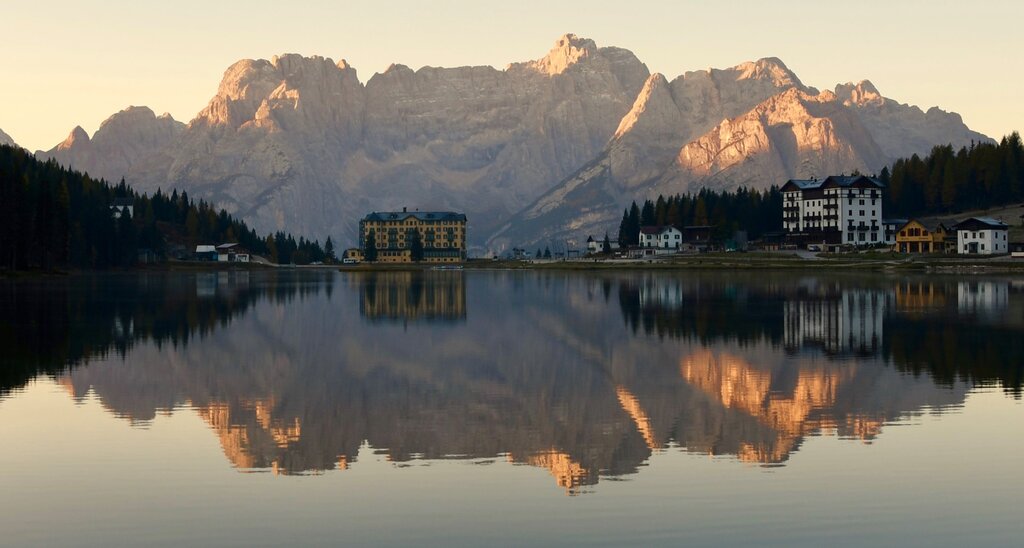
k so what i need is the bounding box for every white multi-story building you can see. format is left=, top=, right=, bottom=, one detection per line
left=781, top=175, right=886, bottom=247
left=954, top=217, right=1008, bottom=255
left=640, top=226, right=683, bottom=249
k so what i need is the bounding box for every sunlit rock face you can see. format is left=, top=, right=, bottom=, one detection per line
left=36, top=35, right=988, bottom=251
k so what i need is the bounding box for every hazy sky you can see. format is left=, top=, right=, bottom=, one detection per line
left=3, top=0, right=1022, bottom=151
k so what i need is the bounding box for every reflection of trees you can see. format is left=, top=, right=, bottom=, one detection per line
left=0, top=271, right=334, bottom=394
left=49, top=271, right=988, bottom=494
left=616, top=273, right=1023, bottom=394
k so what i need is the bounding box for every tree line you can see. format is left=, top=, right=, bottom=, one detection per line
left=617, top=187, right=783, bottom=247
left=0, top=144, right=333, bottom=270
left=883, top=132, right=1024, bottom=217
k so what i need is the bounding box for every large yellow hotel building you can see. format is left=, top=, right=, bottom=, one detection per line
left=359, top=208, right=467, bottom=263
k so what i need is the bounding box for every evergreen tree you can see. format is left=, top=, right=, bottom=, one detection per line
left=602, top=233, right=612, bottom=254
left=364, top=230, right=378, bottom=262
left=543, top=247, right=552, bottom=259
left=409, top=229, right=424, bottom=262
left=324, top=236, right=336, bottom=262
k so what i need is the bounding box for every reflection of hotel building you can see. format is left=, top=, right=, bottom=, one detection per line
left=360, top=272, right=467, bottom=322
left=784, top=289, right=886, bottom=355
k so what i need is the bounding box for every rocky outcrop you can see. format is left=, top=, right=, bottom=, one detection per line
left=0, top=128, right=16, bottom=147
left=37, top=106, right=183, bottom=182
left=37, top=35, right=989, bottom=251
left=835, top=80, right=990, bottom=160
left=489, top=73, right=989, bottom=250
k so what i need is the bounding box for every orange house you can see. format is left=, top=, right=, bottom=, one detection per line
left=895, top=220, right=949, bottom=253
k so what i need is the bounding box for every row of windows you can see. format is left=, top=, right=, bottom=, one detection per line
left=961, top=231, right=1007, bottom=240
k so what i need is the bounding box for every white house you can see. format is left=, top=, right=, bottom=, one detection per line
left=781, top=175, right=885, bottom=247
left=110, top=197, right=134, bottom=219
left=954, top=217, right=1008, bottom=255
left=586, top=236, right=619, bottom=253
left=640, top=226, right=683, bottom=249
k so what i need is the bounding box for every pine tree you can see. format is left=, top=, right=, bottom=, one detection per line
left=324, top=236, right=336, bottom=262
left=602, top=233, right=612, bottom=254
left=364, top=230, right=378, bottom=262
left=409, top=229, right=424, bottom=262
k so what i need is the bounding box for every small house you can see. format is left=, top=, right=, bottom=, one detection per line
left=640, top=226, right=683, bottom=250
left=195, top=245, right=218, bottom=261
left=895, top=220, right=950, bottom=253
left=110, top=197, right=134, bottom=219
left=954, top=217, right=1009, bottom=255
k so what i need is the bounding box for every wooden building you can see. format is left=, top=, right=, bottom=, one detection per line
left=894, top=220, right=950, bottom=253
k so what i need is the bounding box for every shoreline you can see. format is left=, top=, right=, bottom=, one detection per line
left=8, top=254, right=1024, bottom=276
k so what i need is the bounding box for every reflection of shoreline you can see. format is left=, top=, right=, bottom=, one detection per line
left=50, top=272, right=1001, bottom=494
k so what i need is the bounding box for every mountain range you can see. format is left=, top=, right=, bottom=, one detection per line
left=31, top=34, right=991, bottom=251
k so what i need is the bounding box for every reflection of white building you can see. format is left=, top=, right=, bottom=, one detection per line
left=784, top=289, right=886, bottom=355
left=958, top=281, right=1009, bottom=316
left=637, top=278, right=685, bottom=308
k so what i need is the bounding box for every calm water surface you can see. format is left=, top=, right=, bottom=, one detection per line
left=1, top=270, right=1022, bottom=547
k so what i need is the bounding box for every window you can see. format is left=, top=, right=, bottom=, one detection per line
left=848, top=233, right=854, bottom=242
left=859, top=199, right=865, bottom=205
left=860, top=210, right=865, bottom=216
left=871, top=233, right=878, bottom=241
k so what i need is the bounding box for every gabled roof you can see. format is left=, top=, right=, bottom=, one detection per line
left=898, top=219, right=948, bottom=233
left=640, top=225, right=679, bottom=235
left=195, top=245, right=216, bottom=253
left=110, top=197, right=134, bottom=207
left=216, top=243, right=239, bottom=250
left=781, top=175, right=885, bottom=192
left=954, top=216, right=1009, bottom=230
left=362, top=211, right=467, bottom=222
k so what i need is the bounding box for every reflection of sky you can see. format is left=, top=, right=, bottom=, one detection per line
left=0, top=381, right=1019, bottom=547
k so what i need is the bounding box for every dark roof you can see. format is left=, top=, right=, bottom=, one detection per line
left=781, top=175, right=885, bottom=192
left=883, top=218, right=909, bottom=226
left=110, top=197, right=134, bottom=207
left=954, top=217, right=1009, bottom=230
left=362, top=211, right=467, bottom=222
left=899, top=219, right=948, bottom=233
left=216, top=243, right=239, bottom=250
left=640, top=226, right=678, bottom=235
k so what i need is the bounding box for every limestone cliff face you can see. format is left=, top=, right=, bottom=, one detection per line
left=491, top=73, right=987, bottom=250
left=37, top=106, right=184, bottom=182
left=37, top=36, right=989, bottom=251
left=835, top=80, right=991, bottom=160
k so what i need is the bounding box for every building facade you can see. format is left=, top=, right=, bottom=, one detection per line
left=640, top=226, right=683, bottom=249
left=359, top=209, right=467, bottom=263
left=781, top=175, right=886, bottom=247
left=954, top=217, right=1008, bottom=255
left=895, top=220, right=951, bottom=253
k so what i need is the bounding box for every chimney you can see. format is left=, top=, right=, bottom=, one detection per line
left=403, top=206, right=407, bottom=213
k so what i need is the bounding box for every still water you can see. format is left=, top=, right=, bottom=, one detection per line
left=0, top=270, right=1021, bottom=546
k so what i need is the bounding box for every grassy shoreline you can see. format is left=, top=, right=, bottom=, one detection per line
left=8, top=253, right=1024, bottom=276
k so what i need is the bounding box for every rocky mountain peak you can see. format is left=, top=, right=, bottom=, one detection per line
left=0, top=128, right=16, bottom=147
left=58, top=126, right=90, bottom=150
left=734, top=57, right=803, bottom=89
left=522, top=33, right=599, bottom=75
left=835, top=80, right=883, bottom=107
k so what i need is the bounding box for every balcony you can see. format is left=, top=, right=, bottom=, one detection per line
left=823, top=214, right=839, bottom=221
left=783, top=205, right=800, bottom=213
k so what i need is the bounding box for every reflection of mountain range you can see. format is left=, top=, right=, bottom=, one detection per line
left=35, top=271, right=1022, bottom=493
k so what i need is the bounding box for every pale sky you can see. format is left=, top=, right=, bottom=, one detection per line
left=3, top=0, right=1021, bottom=152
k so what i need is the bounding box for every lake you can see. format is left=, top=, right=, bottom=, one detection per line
left=1, top=270, right=1022, bottom=547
